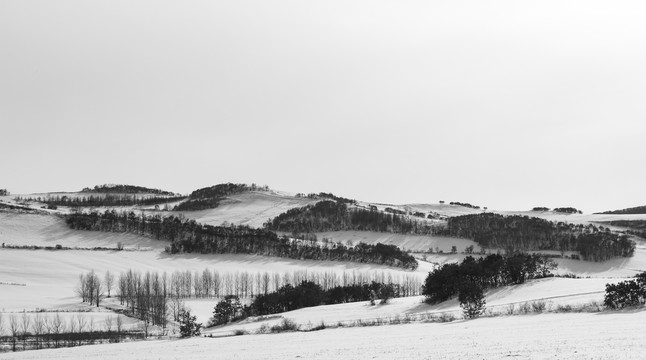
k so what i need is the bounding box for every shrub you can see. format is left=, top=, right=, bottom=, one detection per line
left=459, top=282, right=486, bottom=319
left=179, top=310, right=202, bottom=337
left=531, top=300, right=547, bottom=313
left=270, top=318, right=299, bottom=333
left=604, top=273, right=646, bottom=309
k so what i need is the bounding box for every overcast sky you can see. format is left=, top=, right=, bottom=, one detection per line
left=1, top=0, right=645, bottom=213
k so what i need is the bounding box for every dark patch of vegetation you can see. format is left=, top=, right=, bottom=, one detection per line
left=597, top=205, right=646, bottom=215
left=179, top=310, right=202, bottom=337
left=599, top=220, right=646, bottom=239
left=532, top=207, right=550, bottom=212
left=422, top=253, right=557, bottom=304
left=209, top=281, right=402, bottom=325
left=553, top=207, right=582, bottom=214
left=604, top=272, right=646, bottom=309
left=444, top=213, right=635, bottom=261
left=64, top=210, right=417, bottom=269
left=81, top=184, right=177, bottom=196
left=267, top=200, right=437, bottom=236
left=449, top=202, right=481, bottom=209
left=295, top=192, right=356, bottom=204
left=0, top=188, right=9, bottom=196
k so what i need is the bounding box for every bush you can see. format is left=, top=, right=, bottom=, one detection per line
left=458, top=282, right=486, bottom=319
left=270, top=318, right=299, bottom=333
left=179, top=310, right=202, bottom=337
left=604, top=273, right=646, bottom=309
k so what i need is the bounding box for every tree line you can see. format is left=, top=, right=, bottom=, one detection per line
left=0, top=312, right=136, bottom=353
left=74, top=268, right=421, bottom=331
left=266, top=200, right=438, bottom=236
left=173, top=183, right=267, bottom=211
left=81, top=184, right=178, bottom=196
left=598, top=205, right=646, bottom=215
left=15, top=194, right=186, bottom=208
left=444, top=213, right=635, bottom=261
left=64, top=210, right=418, bottom=269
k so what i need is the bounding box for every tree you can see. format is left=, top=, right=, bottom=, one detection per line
left=9, top=314, right=18, bottom=352
left=179, top=310, right=202, bottom=337
left=211, top=295, right=242, bottom=326
left=105, top=271, right=114, bottom=298
left=459, top=282, right=486, bottom=319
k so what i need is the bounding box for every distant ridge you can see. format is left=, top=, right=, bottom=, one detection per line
left=597, top=205, right=646, bottom=215
left=81, top=184, right=178, bottom=196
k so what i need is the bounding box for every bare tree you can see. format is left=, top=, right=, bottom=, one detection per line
left=9, top=314, right=19, bottom=352
left=104, top=315, right=113, bottom=333
left=50, top=313, right=63, bottom=348
left=33, top=313, right=45, bottom=349
left=94, top=277, right=103, bottom=307
left=20, top=312, right=31, bottom=351
left=105, top=270, right=114, bottom=298
left=115, top=315, right=123, bottom=343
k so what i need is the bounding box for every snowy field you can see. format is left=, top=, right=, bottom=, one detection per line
left=2, top=310, right=645, bottom=360
left=2, top=197, right=646, bottom=359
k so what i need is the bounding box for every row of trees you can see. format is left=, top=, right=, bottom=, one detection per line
left=294, top=192, right=356, bottom=204
left=64, top=210, right=418, bottom=269
left=444, top=213, right=635, bottom=261
left=422, top=253, right=557, bottom=304
left=0, top=312, right=133, bottom=352
left=266, top=200, right=437, bottom=235
left=112, top=268, right=421, bottom=304
left=14, top=194, right=186, bottom=208
left=81, top=184, right=178, bottom=196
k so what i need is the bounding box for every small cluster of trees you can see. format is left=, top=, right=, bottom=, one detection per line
left=173, top=183, right=265, bottom=211
left=64, top=210, right=418, bottom=269
left=81, top=184, right=178, bottom=196
left=0, top=189, right=9, bottom=196
left=295, top=192, right=356, bottom=204
left=0, top=312, right=132, bottom=352
left=449, top=202, right=481, bottom=209
left=444, top=213, right=635, bottom=261
left=604, top=272, right=646, bottom=309
left=552, top=207, right=583, bottom=214
left=209, top=280, right=400, bottom=326
left=76, top=270, right=105, bottom=307
left=422, top=253, right=557, bottom=305
left=15, top=194, right=186, bottom=208
left=532, top=207, right=550, bottom=212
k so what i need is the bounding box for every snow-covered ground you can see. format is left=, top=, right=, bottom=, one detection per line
left=175, top=191, right=318, bottom=228
left=3, top=310, right=645, bottom=360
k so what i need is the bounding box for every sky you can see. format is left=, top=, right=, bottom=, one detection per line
left=1, top=0, right=645, bottom=213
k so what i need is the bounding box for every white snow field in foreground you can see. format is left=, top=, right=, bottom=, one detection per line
left=2, top=311, right=645, bottom=360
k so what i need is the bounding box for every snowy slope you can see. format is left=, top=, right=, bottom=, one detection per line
left=3, top=310, right=646, bottom=360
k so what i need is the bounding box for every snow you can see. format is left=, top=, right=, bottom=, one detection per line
left=176, top=191, right=318, bottom=228
left=3, top=310, right=646, bottom=359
